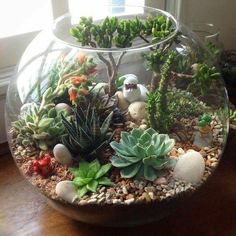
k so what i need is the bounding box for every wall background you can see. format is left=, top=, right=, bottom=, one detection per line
left=178, top=0, right=236, bottom=50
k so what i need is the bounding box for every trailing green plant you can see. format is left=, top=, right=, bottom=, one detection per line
left=70, top=15, right=174, bottom=95
left=187, top=63, right=221, bottom=95
left=146, top=51, right=176, bottom=133
left=110, top=128, right=175, bottom=181
left=12, top=103, right=70, bottom=150
left=61, top=104, right=113, bottom=160
left=70, top=159, right=113, bottom=198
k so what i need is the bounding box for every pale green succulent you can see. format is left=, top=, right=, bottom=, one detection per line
left=12, top=103, right=69, bottom=150
left=110, top=128, right=175, bottom=181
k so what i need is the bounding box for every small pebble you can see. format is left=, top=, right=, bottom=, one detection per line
left=125, top=198, right=135, bottom=204
left=122, top=186, right=128, bottom=194
left=87, top=198, right=97, bottom=203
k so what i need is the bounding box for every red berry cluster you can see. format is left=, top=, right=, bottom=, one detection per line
left=32, top=154, right=53, bottom=178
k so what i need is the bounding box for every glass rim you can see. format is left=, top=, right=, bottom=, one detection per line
left=52, top=5, right=179, bottom=53
left=189, top=22, right=220, bottom=40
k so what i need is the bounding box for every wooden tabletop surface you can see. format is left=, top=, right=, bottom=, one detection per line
left=1, top=91, right=236, bottom=236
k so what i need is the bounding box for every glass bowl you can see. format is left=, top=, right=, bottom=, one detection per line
left=5, top=5, right=229, bottom=226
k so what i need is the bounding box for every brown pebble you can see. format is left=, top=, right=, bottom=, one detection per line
left=126, top=194, right=134, bottom=200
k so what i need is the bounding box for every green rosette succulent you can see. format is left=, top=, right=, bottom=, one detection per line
left=12, top=103, right=70, bottom=150
left=70, top=159, right=113, bottom=198
left=110, top=128, right=175, bottom=181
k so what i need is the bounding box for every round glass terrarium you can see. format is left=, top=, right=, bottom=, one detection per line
left=5, top=5, right=229, bottom=226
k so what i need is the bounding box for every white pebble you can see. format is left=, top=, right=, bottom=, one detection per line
left=53, top=144, right=73, bottom=165
left=124, top=198, right=135, bottom=204
left=56, top=181, right=78, bottom=203
left=128, top=101, right=147, bottom=123
left=173, top=150, right=205, bottom=184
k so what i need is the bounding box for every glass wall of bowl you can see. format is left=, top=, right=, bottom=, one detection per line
left=5, top=5, right=229, bottom=226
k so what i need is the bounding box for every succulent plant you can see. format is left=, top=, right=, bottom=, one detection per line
left=69, top=159, right=113, bottom=198
left=229, top=108, right=236, bottom=124
left=12, top=103, right=69, bottom=150
left=146, top=51, right=176, bottom=133
left=110, top=128, right=175, bottom=181
left=61, top=104, right=114, bottom=160
left=70, top=15, right=174, bottom=95
left=87, top=92, right=124, bottom=123
left=187, top=63, right=221, bottom=95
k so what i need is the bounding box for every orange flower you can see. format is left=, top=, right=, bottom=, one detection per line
left=89, top=67, right=99, bottom=76
left=78, top=53, right=86, bottom=64
left=79, top=88, right=89, bottom=96
left=69, top=88, right=77, bottom=101
left=70, top=75, right=87, bottom=85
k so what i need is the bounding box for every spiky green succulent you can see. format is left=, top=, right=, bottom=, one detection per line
left=70, top=159, right=113, bottom=198
left=86, top=91, right=124, bottom=123
left=110, top=128, right=175, bottom=181
left=12, top=103, right=69, bottom=150
left=61, top=104, right=113, bottom=161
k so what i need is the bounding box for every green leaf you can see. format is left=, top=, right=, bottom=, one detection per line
left=38, top=140, right=48, bottom=150
left=133, top=144, right=146, bottom=159
left=100, top=111, right=113, bottom=138
left=78, top=186, right=89, bottom=198
left=38, top=118, right=54, bottom=129
left=98, top=176, right=113, bottom=186
left=131, top=128, right=143, bottom=142
left=48, top=108, right=57, bottom=118
left=155, top=142, right=166, bottom=156
left=69, top=167, right=83, bottom=178
left=139, top=132, right=151, bottom=146
left=120, top=132, right=131, bottom=145
left=110, top=141, right=133, bottom=156
left=144, top=165, right=157, bottom=181
left=89, top=159, right=101, bottom=174
left=26, top=115, right=34, bottom=123
left=73, top=177, right=92, bottom=187
left=86, top=180, right=98, bottom=192
left=95, top=163, right=111, bottom=179
left=120, top=162, right=142, bottom=178
left=162, top=139, right=175, bottom=155
left=145, top=128, right=157, bottom=137
left=111, top=156, right=133, bottom=167
left=146, top=144, right=156, bottom=156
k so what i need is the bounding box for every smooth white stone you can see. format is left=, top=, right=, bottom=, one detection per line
left=56, top=181, right=78, bottom=203
left=138, top=84, right=149, bottom=101
left=53, top=144, right=73, bottom=165
left=128, top=101, right=147, bottom=123
left=173, top=150, right=205, bottom=184
left=55, top=103, right=72, bottom=115
left=115, top=91, right=130, bottom=111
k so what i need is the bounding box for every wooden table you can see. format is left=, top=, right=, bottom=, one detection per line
left=0, top=131, right=236, bottom=236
